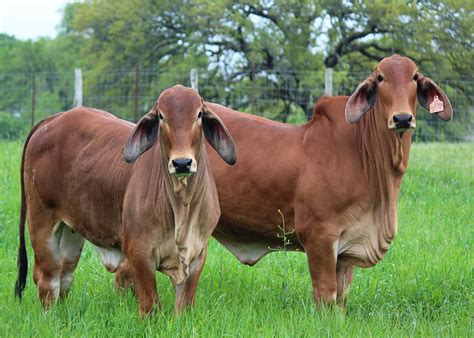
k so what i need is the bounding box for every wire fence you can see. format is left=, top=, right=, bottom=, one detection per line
left=0, top=67, right=472, bottom=142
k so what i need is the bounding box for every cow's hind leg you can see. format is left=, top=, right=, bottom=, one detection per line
left=174, top=246, right=208, bottom=313
left=33, top=255, right=41, bottom=285
left=58, top=224, right=85, bottom=299
left=28, top=210, right=62, bottom=308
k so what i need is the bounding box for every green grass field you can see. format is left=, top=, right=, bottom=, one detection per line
left=0, top=142, right=472, bottom=336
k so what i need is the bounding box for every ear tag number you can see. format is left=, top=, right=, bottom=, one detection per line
left=429, top=95, right=444, bottom=114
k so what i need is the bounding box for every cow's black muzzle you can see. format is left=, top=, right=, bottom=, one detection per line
left=172, top=158, right=193, bottom=174
left=389, top=113, right=416, bottom=131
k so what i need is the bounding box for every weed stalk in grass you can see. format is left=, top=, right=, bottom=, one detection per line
left=269, top=209, right=296, bottom=307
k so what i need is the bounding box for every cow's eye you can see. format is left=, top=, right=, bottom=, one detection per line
left=377, top=74, right=384, bottom=82
left=413, top=74, right=418, bottom=81
left=158, top=113, right=163, bottom=120
left=198, top=111, right=202, bottom=119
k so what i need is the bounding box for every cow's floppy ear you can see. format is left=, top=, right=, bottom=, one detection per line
left=124, top=107, right=159, bottom=163
left=345, top=76, right=377, bottom=124
left=202, top=104, right=237, bottom=165
left=416, top=75, right=453, bottom=121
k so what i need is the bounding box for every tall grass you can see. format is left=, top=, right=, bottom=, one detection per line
left=0, top=142, right=472, bottom=336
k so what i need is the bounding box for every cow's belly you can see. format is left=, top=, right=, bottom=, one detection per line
left=61, top=211, right=123, bottom=249
left=213, top=219, right=303, bottom=265
left=93, top=246, right=125, bottom=272
left=214, top=205, right=391, bottom=268
left=61, top=218, right=125, bottom=272
left=213, top=232, right=272, bottom=265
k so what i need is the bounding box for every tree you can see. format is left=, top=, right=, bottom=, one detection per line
left=70, top=1, right=472, bottom=119
left=0, top=27, right=84, bottom=126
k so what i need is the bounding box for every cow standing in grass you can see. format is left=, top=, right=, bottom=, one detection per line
left=205, top=55, right=452, bottom=307
left=14, top=85, right=236, bottom=315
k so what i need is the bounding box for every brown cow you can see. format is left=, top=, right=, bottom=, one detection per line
left=14, top=85, right=236, bottom=315
left=205, top=55, right=452, bottom=307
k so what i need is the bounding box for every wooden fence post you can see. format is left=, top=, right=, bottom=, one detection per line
left=251, top=64, right=256, bottom=112
left=31, top=72, right=36, bottom=128
left=73, top=68, right=83, bottom=107
left=324, top=67, right=333, bottom=96
left=190, top=69, right=198, bottom=91
left=134, top=64, right=140, bottom=120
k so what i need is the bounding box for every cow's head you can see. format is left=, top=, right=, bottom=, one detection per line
left=345, top=55, right=453, bottom=132
left=124, top=85, right=236, bottom=175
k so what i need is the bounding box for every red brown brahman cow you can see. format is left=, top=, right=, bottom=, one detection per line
left=14, top=85, right=236, bottom=315
left=205, top=55, right=452, bottom=307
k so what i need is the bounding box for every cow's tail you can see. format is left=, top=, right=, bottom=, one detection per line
left=15, top=114, right=62, bottom=299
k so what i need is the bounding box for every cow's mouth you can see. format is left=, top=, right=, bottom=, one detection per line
left=174, top=172, right=193, bottom=177
left=393, top=126, right=415, bottom=134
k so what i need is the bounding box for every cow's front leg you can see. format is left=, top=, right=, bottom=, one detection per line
left=336, top=260, right=354, bottom=307
left=300, top=230, right=338, bottom=306
left=125, top=244, right=160, bottom=316
left=174, top=246, right=207, bottom=314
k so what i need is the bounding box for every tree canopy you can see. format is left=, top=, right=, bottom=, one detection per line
left=0, top=0, right=472, bottom=140
left=67, top=1, right=472, bottom=75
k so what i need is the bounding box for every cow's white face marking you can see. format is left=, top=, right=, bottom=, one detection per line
left=94, top=246, right=125, bottom=273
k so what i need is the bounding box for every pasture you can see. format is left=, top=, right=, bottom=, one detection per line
left=0, top=141, right=471, bottom=336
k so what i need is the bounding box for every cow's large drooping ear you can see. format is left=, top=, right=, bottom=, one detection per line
left=202, top=104, right=237, bottom=165
left=345, top=77, right=377, bottom=124
left=417, top=75, right=453, bottom=121
left=124, top=107, right=159, bottom=163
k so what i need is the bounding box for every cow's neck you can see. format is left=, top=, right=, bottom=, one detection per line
left=357, top=103, right=413, bottom=256
left=158, top=144, right=212, bottom=280
left=160, top=145, right=207, bottom=225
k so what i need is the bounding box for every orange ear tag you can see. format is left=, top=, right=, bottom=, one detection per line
left=429, top=95, right=444, bottom=114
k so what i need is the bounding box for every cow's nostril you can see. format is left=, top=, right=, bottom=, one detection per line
left=391, top=113, right=415, bottom=130
left=172, top=158, right=193, bottom=173
left=393, top=114, right=412, bottom=123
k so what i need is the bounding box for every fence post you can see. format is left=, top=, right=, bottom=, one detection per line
left=324, top=67, right=333, bottom=96
left=190, top=69, right=198, bottom=91
left=31, top=72, right=36, bottom=128
left=134, top=64, right=140, bottom=120
left=251, top=64, right=256, bottom=112
left=73, top=68, right=83, bottom=107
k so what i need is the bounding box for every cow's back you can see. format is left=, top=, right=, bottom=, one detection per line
left=25, top=107, right=134, bottom=247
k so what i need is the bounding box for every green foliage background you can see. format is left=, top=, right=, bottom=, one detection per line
left=0, top=0, right=472, bottom=140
